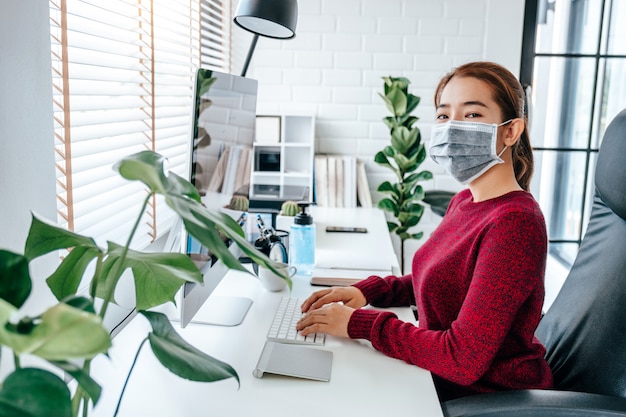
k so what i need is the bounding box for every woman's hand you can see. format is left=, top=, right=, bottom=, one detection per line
left=300, top=286, right=367, bottom=313
left=296, top=303, right=355, bottom=338
left=296, top=286, right=367, bottom=339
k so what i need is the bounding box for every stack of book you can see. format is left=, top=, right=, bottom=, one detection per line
left=314, top=155, right=372, bottom=208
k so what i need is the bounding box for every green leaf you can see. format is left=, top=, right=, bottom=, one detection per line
left=100, top=242, right=203, bottom=311
left=141, top=311, right=239, bottom=384
left=63, top=295, right=97, bottom=314
left=165, top=194, right=288, bottom=286
left=405, top=202, right=425, bottom=216
left=52, top=360, right=102, bottom=405
left=382, top=146, right=396, bottom=158
left=394, top=152, right=410, bottom=171
left=165, top=195, right=242, bottom=265
left=92, top=253, right=125, bottom=304
left=377, top=198, right=399, bottom=216
left=386, top=221, right=399, bottom=233
left=0, top=250, right=31, bottom=308
left=24, top=214, right=100, bottom=261
left=403, top=115, right=419, bottom=130
left=410, top=185, right=425, bottom=201
left=0, top=299, right=111, bottom=361
left=411, top=231, right=425, bottom=240
left=382, top=116, right=399, bottom=131
left=373, top=151, right=391, bottom=168
left=378, top=92, right=395, bottom=116
left=404, top=215, right=421, bottom=228
left=386, top=86, right=407, bottom=116
left=113, top=151, right=169, bottom=194
left=390, top=126, right=409, bottom=153
left=415, top=143, right=427, bottom=165
left=166, top=172, right=202, bottom=203
left=405, top=170, right=433, bottom=186
left=0, top=368, right=72, bottom=417
left=377, top=181, right=396, bottom=194
left=114, top=150, right=290, bottom=289
left=405, top=94, right=421, bottom=115
left=46, top=245, right=101, bottom=301
left=198, top=73, right=217, bottom=97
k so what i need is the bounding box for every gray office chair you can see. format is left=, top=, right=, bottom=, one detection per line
left=442, top=108, right=626, bottom=417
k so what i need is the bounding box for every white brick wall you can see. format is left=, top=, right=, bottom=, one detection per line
left=246, top=0, right=525, bottom=271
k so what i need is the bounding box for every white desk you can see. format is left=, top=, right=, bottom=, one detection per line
left=90, top=207, right=444, bottom=417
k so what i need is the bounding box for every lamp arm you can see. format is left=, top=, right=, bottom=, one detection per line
left=240, top=33, right=259, bottom=77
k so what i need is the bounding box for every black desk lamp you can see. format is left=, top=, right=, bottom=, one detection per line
left=234, top=0, right=298, bottom=77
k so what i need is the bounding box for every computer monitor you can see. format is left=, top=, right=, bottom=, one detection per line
left=175, top=68, right=258, bottom=328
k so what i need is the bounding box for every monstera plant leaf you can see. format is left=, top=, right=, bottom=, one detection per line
left=95, top=242, right=203, bottom=311
left=0, top=298, right=110, bottom=361
left=0, top=250, right=31, bottom=308
left=0, top=368, right=72, bottom=417
left=114, top=151, right=291, bottom=289
left=142, top=311, right=239, bottom=384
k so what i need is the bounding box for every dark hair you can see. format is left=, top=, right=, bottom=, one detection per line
left=434, top=61, right=534, bottom=191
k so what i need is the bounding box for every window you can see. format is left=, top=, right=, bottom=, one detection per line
left=49, top=0, right=233, bottom=249
left=521, top=0, right=626, bottom=267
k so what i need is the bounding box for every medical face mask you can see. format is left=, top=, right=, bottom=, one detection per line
left=429, top=119, right=512, bottom=184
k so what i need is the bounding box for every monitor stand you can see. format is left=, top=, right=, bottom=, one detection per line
left=187, top=296, right=253, bottom=327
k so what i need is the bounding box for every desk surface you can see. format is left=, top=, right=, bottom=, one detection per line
left=89, top=207, right=444, bottom=417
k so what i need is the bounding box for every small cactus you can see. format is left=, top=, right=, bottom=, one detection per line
left=280, top=200, right=299, bottom=216
left=227, top=195, right=249, bottom=211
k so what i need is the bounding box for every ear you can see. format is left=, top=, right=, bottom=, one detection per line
left=502, top=118, right=524, bottom=147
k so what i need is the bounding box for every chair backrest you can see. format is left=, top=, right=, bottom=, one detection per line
left=535, top=108, right=626, bottom=398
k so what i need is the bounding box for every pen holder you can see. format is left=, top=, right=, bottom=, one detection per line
left=275, top=229, right=289, bottom=259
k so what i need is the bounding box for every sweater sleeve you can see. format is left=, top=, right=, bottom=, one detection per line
left=348, top=210, right=547, bottom=386
left=352, top=273, right=415, bottom=307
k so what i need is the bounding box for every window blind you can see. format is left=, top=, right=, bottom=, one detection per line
left=49, top=0, right=232, bottom=249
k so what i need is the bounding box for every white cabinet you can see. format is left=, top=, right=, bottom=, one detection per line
left=251, top=115, right=315, bottom=202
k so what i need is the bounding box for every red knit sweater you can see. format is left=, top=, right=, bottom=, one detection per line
left=349, top=189, right=553, bottom=401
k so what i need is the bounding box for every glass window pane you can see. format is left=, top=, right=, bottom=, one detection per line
left=532, top=150, right=589, bottom=241
left=536, top=0, right=603, bottom=55
left=606, top=0, right=626, bottom=54
left=592, top=58, right=626, bottom=147
left=581, top=152, right=597, bottom=237
left=548, top=242, right=579, bottom=272
left=530, top=57, right=596, bottom=149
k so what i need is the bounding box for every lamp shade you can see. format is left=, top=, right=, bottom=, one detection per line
left=234, top=0, right=298, bottom=39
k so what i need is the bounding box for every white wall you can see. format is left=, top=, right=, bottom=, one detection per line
left=0, top=1, right=59, bottom=314
left=246, top=0, right=526, bottom=270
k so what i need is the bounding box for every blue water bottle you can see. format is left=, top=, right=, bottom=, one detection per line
left=289, top=202, right=315, bottom=276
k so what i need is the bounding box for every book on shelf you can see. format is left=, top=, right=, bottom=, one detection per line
left=314, top=156, right=329, bottom=207
left=313, top=155, right=369, bottom=208
left=356, top=160, right=372, bottom=208
left=343, top=156, right=357, bottom=208
left=335, top=157, right=344, bottom=208
left=327, top=155, right=337, bottom=207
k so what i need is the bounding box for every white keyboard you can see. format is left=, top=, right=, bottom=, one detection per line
left=267, top=297, right=326, bottom=346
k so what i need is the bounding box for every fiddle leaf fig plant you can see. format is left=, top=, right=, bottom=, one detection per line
left=376, top=76, right=433, bottom=272
left=0, top=150, right=289, bottom=417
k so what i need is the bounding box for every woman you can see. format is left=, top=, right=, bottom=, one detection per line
left=296, top=61, right=553, bottom=401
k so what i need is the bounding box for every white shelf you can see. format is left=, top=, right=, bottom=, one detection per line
left=251, top=115, right=315, bottom=202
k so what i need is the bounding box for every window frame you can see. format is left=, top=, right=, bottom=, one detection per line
left=520, top=0, right=626, bottom=267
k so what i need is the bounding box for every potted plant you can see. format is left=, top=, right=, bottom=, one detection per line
left=375, top=76, right=432, bottom=273
left=279, top=200, right=299, bottom=217
left=0, top=151, right=290, bottom=417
